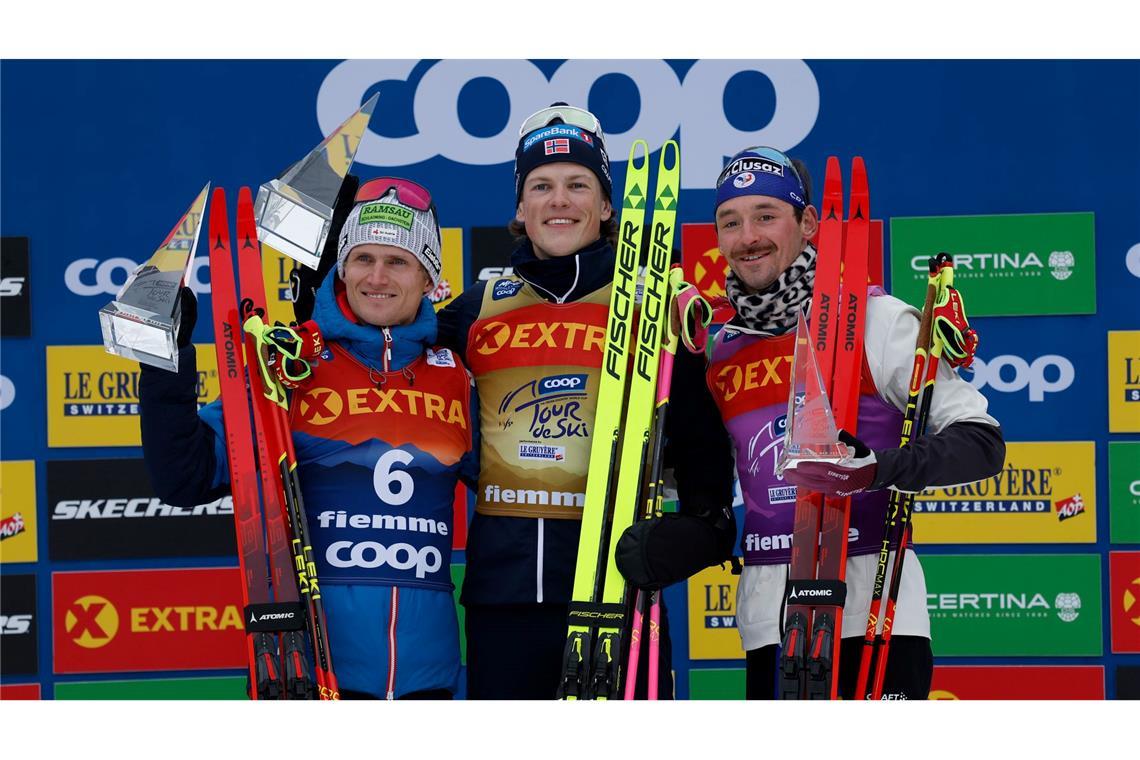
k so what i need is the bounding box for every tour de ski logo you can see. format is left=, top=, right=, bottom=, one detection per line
left=745, top=413, right=795, bottom=505
left=499, top=374, right=589, bottom=443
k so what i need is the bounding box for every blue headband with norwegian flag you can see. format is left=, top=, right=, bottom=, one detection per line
left=714, top=147, right=807, bottom=212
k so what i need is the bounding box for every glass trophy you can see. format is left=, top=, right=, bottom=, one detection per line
left=254, top=92, right=379, bottom=270
left=98, top=183, right=210, bottom=372
left=775, top=310, right=851, bottom=476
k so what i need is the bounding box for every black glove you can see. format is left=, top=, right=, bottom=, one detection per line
left=615, top=508, right=736, bottom=591
left=782, top=428, right=879, bottom=498
left=176, top=286, right=197, bottom=349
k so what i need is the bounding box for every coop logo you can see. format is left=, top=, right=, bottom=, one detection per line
left=326, top=540, right=443, bottom=579
left=499, top=375, right=590, bottom=441
left=64, top=256, right=211, bottom=297
left=1127, top=243, right=1140, bottom=279
left=317, top=60, right=820, bottom=190
left=0, top=374, right=14, bottom=412
left=491, top=280, right=524, bottom=300
left=969, top=354, right=1075, bottom=402
left=64, top=595, right=121, bottom=649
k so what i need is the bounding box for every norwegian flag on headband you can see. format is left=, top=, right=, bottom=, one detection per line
left=544, top=138, right=570, bottom=155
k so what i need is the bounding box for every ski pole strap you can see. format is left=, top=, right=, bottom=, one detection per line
left=242, top=312, right=288, bottom=406
left=930, top=255, right=979, bottom=370
left=668, top=267, right=712, bottom=354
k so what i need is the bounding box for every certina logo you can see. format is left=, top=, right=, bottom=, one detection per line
left=499, top=375, right=590, bottom=441
left=926, top=591, right=1082, bottom=622
left=491, top=279, right=525, bottom=300
left=64, top=595, right=242, bottom=648
left=715, top=355, right=793, bottom=402
left=317, top=60, right=820, bottom=190
left=472, top=320, right=605, bottom=356
left=52, top=496, right=233, bottom=520
left=483, top=484, right=585, bottom=509
left=0, top=276, right=25, bottom=297
left=909, top=251, right=1068, bottom=280
left=296, top=386, right=467, bottom=429
left=65, top=256, right=211, bottom=297
left=326, top=540, right=443, bottom=579
left=969, top=354, right=1075, bottom=402
left=1048, top=251, right=1075, bottom=281
left=0, top=614, right=32, bottom=635
left=0, top=374, right=15, bottom=412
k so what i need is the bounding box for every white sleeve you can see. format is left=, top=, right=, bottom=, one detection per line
left=863, top=294, right=998, bottom=434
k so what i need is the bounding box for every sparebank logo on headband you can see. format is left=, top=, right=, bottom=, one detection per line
left=523, top=125, right=591, bottom=151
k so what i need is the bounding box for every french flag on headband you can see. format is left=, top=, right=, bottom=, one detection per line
left=544, top=138, right=570, bottom=155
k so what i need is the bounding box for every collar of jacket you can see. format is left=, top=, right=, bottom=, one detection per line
left=509, top=236, right=616, bottom=303
left=311, top=276, right=437, bottom=370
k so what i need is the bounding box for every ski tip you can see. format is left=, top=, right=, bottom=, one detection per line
left=628, top=139, right=650, bottom=169
left=237, top=185, right=254, bottom=207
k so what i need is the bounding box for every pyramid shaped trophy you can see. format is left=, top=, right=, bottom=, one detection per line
left=775, top=309, right=851, bottom=476
left=98, top=183, right=210, bottom=372
left=254, top=93, right=379, bottom=270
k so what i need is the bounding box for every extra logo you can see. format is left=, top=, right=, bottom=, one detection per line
left=65, top=595, right=120, bottom=649
left=499, top=374, right=590, bottom=441
left=1123, top=576, right=1140, bottom=627
left=318, top=60, right=820, bottom=190
left=65, top=256, right=211, bottom=296
left=472, top=320, right=605, bottom=356
left=969, top=353, right=1075, bottom=401
left=714, top=355, right=793, bottom=402
left=295, top=386, right=467, bottom=429
left=491, top=279, right=524, bottom=300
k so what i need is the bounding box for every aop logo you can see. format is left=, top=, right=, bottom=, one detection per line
left=317, top=60, right=820, bottom=191
left=64, top=256, right=211, bottom=297
left=64, top=595, right=120, bottom=649
left=970, top=354, right=1075, bottom=402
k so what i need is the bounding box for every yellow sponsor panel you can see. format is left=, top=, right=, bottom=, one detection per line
left=47, top=345, right=220, bottom=448
left=1109, top=331, right=1140, bottom=433
left=433, top=228, right=464, bottom=311
left=0, top=461, right=37, bottom=563
left=687, top=564, right=744, bottom=660
left=911, top=441, right=1096, bottom=543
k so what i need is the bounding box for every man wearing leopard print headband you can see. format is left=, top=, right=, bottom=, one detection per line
left=616, top=146, right=1005, bottom=700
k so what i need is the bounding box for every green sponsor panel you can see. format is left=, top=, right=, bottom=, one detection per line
left=889, top=213, right=1096, bottom=316
left=1110, top=442, right=1140, bottom=543
left=54, top=676, right=247, bottom=700
left=689, top=668, right=745, bottom=700
left=923, top=554, right=1102, bottom=656
left=452, top=563, right=466, bottom=665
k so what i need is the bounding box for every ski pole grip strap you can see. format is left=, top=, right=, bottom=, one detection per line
left=784, top=579, right=847, bottom=608
left=567, top=602, right=626, bottom=627
left=242, top=313, right=287, bottom=406
left=668, top=267, right=712, bottom=354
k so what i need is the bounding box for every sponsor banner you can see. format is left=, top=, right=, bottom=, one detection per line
left=1109, top=551, right=1140, bottom=653
left=0, top=574, right=38, bottom=676
left=911, top=441, right=1096, bottom=544
left=46, top=344, right=220, bottom=448
left=968, top=352, right=1076, bottom=403
left=0, top=460, right=38, bottom=563
left=1108, top=331, right=1140, bottom=432
left=680, top=221, right=885, bottom=325
left=0, top=683, right=40, bottom=699
left=1118, top=665, right=1140, bottom=700
left=922, top=554, right=1102, bottom=657
left=1, top=236, right=31, bottom=337
left=1110, top=442, right=1140, bottom=543
left=929, top=665, right=1104, bottom=700
left=687, top=564, right=743, bottom=661
left=889, top=212, right=1096, bottom=316
left=689, top=668, right=745, bottom=700
left=52, top=567, right=246, bottom=674
left=45, top=458, right=237, bottom=561
left=54, top=676, right=247, bottom=700
left=471, top=226, right=517, bottom=284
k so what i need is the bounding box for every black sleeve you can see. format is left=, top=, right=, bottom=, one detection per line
left=138, top=345, right=227, bottom=507
left=435, top=282, right=487, bottom=361
left=663, top=344, right=735, bottom=516
left=872, top=421, right=1006, bottom=493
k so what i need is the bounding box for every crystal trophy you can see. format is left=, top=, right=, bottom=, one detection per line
left=254, top=92, right=379, bottom=270
left=775, top=310, right=850, bottom=476
left=98, top=183, right=210, bottom=372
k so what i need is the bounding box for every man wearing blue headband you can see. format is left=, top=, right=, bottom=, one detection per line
left=618, top=146, right=1005, bottom=700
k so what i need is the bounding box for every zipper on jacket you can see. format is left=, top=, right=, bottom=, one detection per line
left=386, top=586, right=399, bottom=700
left=382, top=327, right=393, bottom=371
